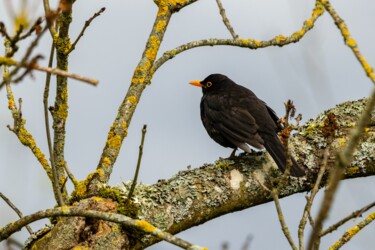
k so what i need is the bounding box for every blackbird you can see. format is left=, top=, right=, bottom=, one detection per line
left=189, top=74, right=305, bottom=177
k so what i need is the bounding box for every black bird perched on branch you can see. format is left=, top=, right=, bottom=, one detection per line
left=189, top=74, right=305, bottom=177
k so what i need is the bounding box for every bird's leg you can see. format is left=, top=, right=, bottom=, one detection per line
left=229, top=148, right=237, bottom=159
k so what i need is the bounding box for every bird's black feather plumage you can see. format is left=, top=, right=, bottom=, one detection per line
left=192, top=73, right=305, bottom=177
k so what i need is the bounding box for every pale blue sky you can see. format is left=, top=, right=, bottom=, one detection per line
left=1, top=0, right=374, bottom=249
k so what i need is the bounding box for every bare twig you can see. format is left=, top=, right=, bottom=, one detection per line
left=329, top=210, right=375, bottom=250
left=66, top=7, right=106, bottom=54
left=321, top=201, right=375, bottom=236
left=0, top=57, right=99, bottom=88
left=298, top=147, right=329, bottom=250
left=63, top=163, right=79, bottom=187
left=307, top=88, right=375, bottom=250
left=215, top=0, right=238, bottom=39
left=0, top=192, right=33, bottom=235
left=318, top=0, right=375, bottom=85
left=128, top=125, right=147, bottom=200
left=271, top=189, right=298, bottom=250
left=43, top=0, right=57, bottom=35
left=299, top=112, right=338, bottom=250
left=0, top=207, right=206, bottom=249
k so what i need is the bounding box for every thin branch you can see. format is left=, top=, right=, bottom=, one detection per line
left=271, top=189, right=298, bottom=250
left=215, top=0, right=238, bottom=39
left=43, top=41, right=64, bottom=207
left=307, top=87, right=375, bottom=250
left=91, top=5, right=173, bottom=191
left=0, top=207, right=206, bottom=249
left=152, top=1, right=324, bottom=73
left=318, top=0, right=375, bottom=85
left=43, top=0, right=57, bottom=35
left=0, top=57, right=99, bottom=88
left=3, top=40, right=53, bottom=181
left=298, top=148, right=328, bottom=250
left=63, top=163, right=79, bottom=187
left=0, top=192, right=33, bottom=235
left=66, top=7, right=106, bottom=54
left=7, top=25, right=48, bottom=78
left=329, top=210, right=375, bottom=250
left=320, top=201, right=375, bottom=236
left=128, top=124, right=147, bottom=200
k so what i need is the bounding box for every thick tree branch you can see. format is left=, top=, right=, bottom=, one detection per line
left=20, top=98, right=375, bottom=249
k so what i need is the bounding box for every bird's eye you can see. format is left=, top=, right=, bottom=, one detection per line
left=206, top=81, right=212, bottom=87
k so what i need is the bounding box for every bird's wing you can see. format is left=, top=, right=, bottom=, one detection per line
left=201, top=93, right=264, bottom=149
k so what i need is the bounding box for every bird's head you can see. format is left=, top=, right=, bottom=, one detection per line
left=189, top=74, right=232, bottom=94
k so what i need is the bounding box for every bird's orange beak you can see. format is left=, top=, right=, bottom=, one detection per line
left=189, top=80, right=202, bottom=87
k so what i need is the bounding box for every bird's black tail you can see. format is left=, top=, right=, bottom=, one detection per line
left=262, top=134, right=305, bottom=177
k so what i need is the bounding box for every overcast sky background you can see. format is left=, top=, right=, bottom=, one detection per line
left=1, top=0, right=375, bottom=249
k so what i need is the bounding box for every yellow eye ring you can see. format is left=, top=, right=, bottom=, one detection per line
left=206, top=81, right=212, bottom=87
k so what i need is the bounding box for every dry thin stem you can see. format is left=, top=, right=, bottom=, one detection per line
left=321, top=201, right=375, bottom=236
left=43, top=0, right=57, bottom=35
left=298, top=145, right=330, bottom=250
left=0, top=192, right=33, bottom=235
left=128, top=125, right=147, bottom=200
left=0, top=57, right=99, bottom=87
left=271, top=188, right=298, bottom=250
left=63, top=163, right=79, bottom=187
left=318, top=0, right=375, bottom=85
left=7, top=26, right=48, bottom=81
left=329, top=210, right=375, bottom=250
left=67, top=7, right=106, bottom=54
left=35, top=64, right=98, bottom=85
left=215, top=0, right=238, bottom=39
left=0, top=207, right=206, bottom=249
left=307, top=87, right=375, bottom=250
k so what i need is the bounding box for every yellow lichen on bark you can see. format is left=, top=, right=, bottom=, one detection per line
left=102, top=157, right=111, bottom=168
left=55, top=87, right=69, bottom=120
left=156, top=20, right=167, bottom=32
left=135, top=220, right=157, bottom=233
left=127, top=96, right=138, bottom=105
left=145, top=36, right=160, bottom=61
left=107, top=134, right=122, bottom=150
left=17, top=126, right=52, bottom=179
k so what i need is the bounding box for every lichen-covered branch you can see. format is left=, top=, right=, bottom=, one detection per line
left=152, top=1, right=324, bottom=72
left=13, top=98, right=375, bottom=249
left=329, top=211, right=375, bottom=250
left=3, top=41, right=53, bottom=183
left=51, top=0, right=73, bottom=204
left=321, top=201, right=375, bottom=237
left=90, top=3, right=176, bottom=192
left=0, top=198, right=206, bottom=250
left=318, top=0, right=375, bottom=84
